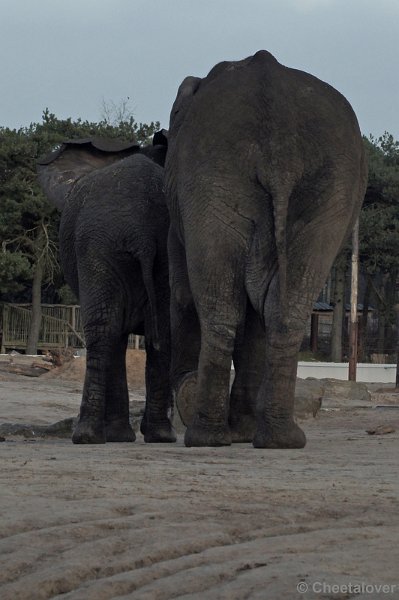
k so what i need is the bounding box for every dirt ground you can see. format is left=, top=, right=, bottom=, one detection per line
left=0, top=353, right=399, bottom=599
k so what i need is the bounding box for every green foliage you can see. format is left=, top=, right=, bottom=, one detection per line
left=0, top=124, right=55, bottom=301
left=360, top=132, right=399, bottom=274
left=0, top=250, right=31, bottom=294
left=57, top=284, right=78, bottom=305
left=38, top=107, right=160, bottom=146
left=357, top=133, right=399, bottom=353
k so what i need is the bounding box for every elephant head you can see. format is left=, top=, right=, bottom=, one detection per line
left=37, top=131, right=168, bottom=211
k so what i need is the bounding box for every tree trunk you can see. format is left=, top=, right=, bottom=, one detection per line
left=330, top=260, right=346, bottom=362
left=377, top=309, right=386, bottom=355
left=26, top=258, right=43, bottom=355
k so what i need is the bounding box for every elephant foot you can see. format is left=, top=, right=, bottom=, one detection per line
left=253, top=421, right=306, bottom=449
left=72, top=419, right=106, bottom=444
left=184, top=415, right=232, bottom=447
left=105, top=419, right=136, bottom=442
left=229, top=414, right=256, bottom=443
left=141, top=418, right=177, bottom=443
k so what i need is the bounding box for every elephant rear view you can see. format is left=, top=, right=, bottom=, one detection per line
left=165, top=50, right=367, bottom=448
left=38, top=134, right=176, bottom=444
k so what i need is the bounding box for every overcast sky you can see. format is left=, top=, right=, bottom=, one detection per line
left=1, top=0, right=398, bottom=139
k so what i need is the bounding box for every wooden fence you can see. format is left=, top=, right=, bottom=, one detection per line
left=0, top=304, right=141, bottom=353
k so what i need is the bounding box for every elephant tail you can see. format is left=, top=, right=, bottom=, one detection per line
left=273, top=193, right=288, bottom=329
left=140, top=255, right=160, bottom=351
left=245, top=185, right=289, bottom=329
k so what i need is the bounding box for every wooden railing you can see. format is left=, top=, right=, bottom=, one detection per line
left=0, top=304, right=81, bottom=353
left=0, top=303, right=142, bottom=353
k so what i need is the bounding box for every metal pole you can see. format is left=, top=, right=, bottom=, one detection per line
left=395, top=304, right=399, bottom=389
left=348, top=219, right=359, bottom=381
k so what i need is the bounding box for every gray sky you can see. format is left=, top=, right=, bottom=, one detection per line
left=1, top=0, right=398, bottom=139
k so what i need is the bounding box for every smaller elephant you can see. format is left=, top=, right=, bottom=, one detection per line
left=37, top=133, right=175, bottom=444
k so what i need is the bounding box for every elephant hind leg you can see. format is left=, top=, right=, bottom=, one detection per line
left=72, top=287, right=134, bottom=444
left=105, top=419, right=136, bottom=443
left=140, top=418, right=176, bottom=443
left=184, top=270, right=247, bottom=447
left=104, top=333, right=135, bottom=443
left=73, top=332, right=135, bottom=444
left=253, top=363, right=307, bottom=449
left=72, top=335, right=108, bottom=445
left=72, top=420, right=106, bottom=444
left=229, top=300, right=265, bottom=442
left=252, top=274, right=308, bottom=449
left=253, top=340, right=306, bottom=449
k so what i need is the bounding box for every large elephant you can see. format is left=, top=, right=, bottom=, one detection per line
left=165, top=50, right=368, bottom=448
left=37, top=133, right=175, bottom=444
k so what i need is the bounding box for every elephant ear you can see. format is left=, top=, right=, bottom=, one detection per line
left=37, top=137, right=140, bottom=211
left=152, top=129, right=168, bottom=147
left=169, top=76, right=201, bottom=131
left=139, top=129, right=168, bottom=167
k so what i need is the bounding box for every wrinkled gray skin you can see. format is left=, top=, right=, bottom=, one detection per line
left=165, top=50, right=368, bottom=448
left=38, top=134, right=176, bottom=444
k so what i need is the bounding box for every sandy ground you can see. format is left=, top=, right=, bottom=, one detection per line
left=0, top=356, right=399, bottom=599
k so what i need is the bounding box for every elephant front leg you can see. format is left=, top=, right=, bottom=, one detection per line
left=168, top=226, right=202, bottom=432
left=171, top=299, right=201, bottom=434
left=168, top=226, right=201, bottom=388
